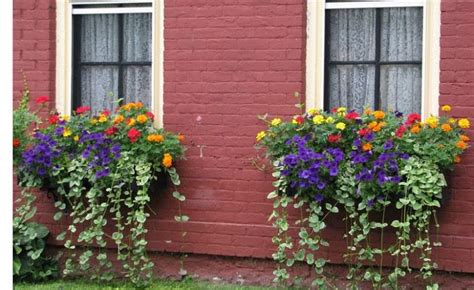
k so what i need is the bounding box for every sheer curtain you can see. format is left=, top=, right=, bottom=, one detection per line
left=327, top=7, right=423, bottom=114
left=78, top=13, right=152, bottom=115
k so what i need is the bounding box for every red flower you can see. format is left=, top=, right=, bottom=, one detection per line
left=105, top=126, right=118, bottom=136
left=35, top=96, right=49, bottom=104
left=405, top=113, right=421, bottom=126
left=344, top=111, right=360, bottom=120
left=127, top=128, right=141, bottom=143
left=395, top=125, right=407, bottom=138
left=358, top=128, right=369, bottom=137
left=49, top=114, right=59, bottom=125
left=75, top=106, right=91, bottom=114
left=102, top=110, right=110, bottom=116
left=328, top=134, right=342, bottom=143
left=146, top=111, right=155, bottom=121
left=294, top=115, right=304, bottom=125
left=13, top=138, right=20, bottom=148
left=331, top=107, right=338, bottom=113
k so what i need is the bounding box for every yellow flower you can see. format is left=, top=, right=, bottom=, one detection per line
left=61, top=114, right=70, bottom=121
left=325, top=116, right=335, bottom=124
left=441, top=123, right=452, bottom=132
left=313, top=115, right=325, bottom=125
left=449, top=118, right=457, bottom=124
left=114, top=115, right=124, bottom=124
left=122, top=103, right=136, bottom=111
left=162, top=153, right=173, bottom=168
left=426, top=116, right=438, bottom=128
left=147, top=134, right=164, bottom=143
left=90, top=119, right=97, bottom=125
left=270, top=118, right=282, bottom=126
left=458, top=118, right=471, bottom=129
left=137, top=114, right=149, bottom=124
left=256, top=131, right=266, bottom=141
left=364, top=108, right=372, bottom=115
left=63, top=127, right=72, bottom=137
left=98, top=114, right=108, bottom=123
left=337, top=107, right=346, bottom=113
left=127, top=118, right=136, bottom=127
left=73, top=135, right=80, bottom=142
left=335, top=122, right=346, bottom=130
left=441, top=105, right=452, bottom=112
left=372, top=111, right=385, bottom=119
left=307, top=108, right=318, bottom=116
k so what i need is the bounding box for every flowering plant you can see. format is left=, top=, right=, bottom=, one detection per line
left=256, top=103, right=470, bottom=288
left=15, top=95, right=187, bottom=286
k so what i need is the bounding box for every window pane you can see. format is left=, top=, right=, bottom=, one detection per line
left=123, top=13, right=152, bottom=62
left=380, top=65, right=421, bottom=113
left=80, top=66, right=119, bottom=115
left=329, top=9, right=376, bottom=61
left=381, top=7, right=423, bottom=62
left=328, top=65, right=375, bottom=112
left=80, top=15, right=119, bottom=62
left=123, top=66, right=152, bottom=108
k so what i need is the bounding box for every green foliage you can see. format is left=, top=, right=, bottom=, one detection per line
left=13, top=190, right=58, bottom=282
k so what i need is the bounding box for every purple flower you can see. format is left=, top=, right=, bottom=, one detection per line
left=367, top=198, right=375, bottom=207
left=298, top=169, right=311, bottom=179
left=395, top=111, right=403, bottom=118
left=283, top=154, right=298, bottom=168
left=383, top=140, right=394, bottom=150
left=314, top=193, right=324, bottom=203
left=329, top=166, right=338, bottom=177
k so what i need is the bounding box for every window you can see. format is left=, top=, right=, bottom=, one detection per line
left=306, top=0, right=440, bottom=117
left=56, top=0, right=163, bottom=123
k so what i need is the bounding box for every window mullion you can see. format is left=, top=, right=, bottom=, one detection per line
left=118, top=14, right=124, bottom=106
left=72, top=15, right=82, bottom=109
left=374, top=8, right=382, bottom=110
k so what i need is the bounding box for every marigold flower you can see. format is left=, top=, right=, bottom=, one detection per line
left=135, top=102, right=143, bottom=109
left=368, top=121, right=378, bottom=130
left=325, top=116, right=335, bottom=124
left=336, top=122, right=346, bottom=130
left=373, top=122, right=386, bottom=132
left=35, top=96, right=49, bottom=104
left=162, top=153, right=173, bottom=168
left=449, top=118, right=456, bottom=124
left=313, top=115, right=325, bottom=125
left=13, top=138, right=20, bottom=148
left=456, top=140, right=467, bottom=150
left=127, top=128, right=141, bottom=143
left=327, top=134, right=341, bottom=143
left=256, top=131, right=266, bottom=141
left=454, top=155, right=461, bottom=163
left=337, top=107, right=346, bottom=113
left=364, top=108, right=372, bottom=115
left=122, top=103, right=136, bottom=111
left=307, top=108, right=318, bottom=116
left=90, top=118, right=97, bottom=125
left=441, top=123, right=452, bottom=132
left=178, top=134, right=185, bottom=142
left=270, top=118, right=282, bottom=126
left=410, top=125, right=421, bottom=134
left=137, top=114, right=148, bottom=124
left=114, top=115, right=125, bottom=124
left=127, top=118, right=136, bottom=127
left=98, top=114, right=108, bottom=123
left=73, top=135, right=80, bottom=142
left=460, top=134, right=470, bottom=142
left=61, top=114, right=69, bottom=121
left=373, top=110, right=385, bottom=119
left=441, top=105, right=452, bottom=112
left=458, top=118, right=471, bottom=129
left=63, top=127, right=72, bottom=137
left=49, top=114, right=59, bottom=125
left=362, top=143, right=372, bottom=151
left=426, top=116, right=438, bottom=128
left=75, top=106, right=91, bottom=114
left=147, top=134, right=164, bottom=143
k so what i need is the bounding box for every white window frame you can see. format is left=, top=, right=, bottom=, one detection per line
left=55, top=0, right=164, bottom=126
left=306, top=0, right=440, bottom=118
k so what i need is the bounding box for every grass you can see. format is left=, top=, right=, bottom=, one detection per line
left=14, top=279, right=276, bottom=290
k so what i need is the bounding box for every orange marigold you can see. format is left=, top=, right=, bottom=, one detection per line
left=441, top=123, right=452, bottom=132
left=127, top=118, right=136, bottom=127
left=372, top=110, right=385, bottom=119
left=368, top=121, right=378, bottom=130
left=362, top=143, right=373, bottom=152
left=147, top=134, right=164, bottom=143
left=162, top=153, right=173, bottom=168
left=114, top=115, right=125, bottom=124
left=136, top=114, right=148, bottom=124
left=135, top=101, right=143, bottom=109
left=410, top=125, right=421, bottom=134
left=456, top=140, right=467, bottom=150
left=454, top=155, right=461, bottom=163
left=460, top=134, right=470, bottom=142
left=178, top=134, right=185, bottom=142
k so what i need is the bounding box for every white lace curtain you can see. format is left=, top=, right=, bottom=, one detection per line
left=328, top=7, right=423, bottom=114
left=78, top=13, right=152, bottom=115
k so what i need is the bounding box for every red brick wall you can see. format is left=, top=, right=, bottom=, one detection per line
left=12, top=0, right=474, bottom=279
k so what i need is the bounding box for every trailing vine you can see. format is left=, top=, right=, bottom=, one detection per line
left=257, top=103, right=470, bottom=288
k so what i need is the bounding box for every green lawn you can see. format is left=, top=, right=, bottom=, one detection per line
left=14, top=279, right=276, bottom=290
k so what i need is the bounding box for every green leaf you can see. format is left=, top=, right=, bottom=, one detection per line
left=172, top=191, right=186, bottom=202
left=53, top=211, right=63, bottom=221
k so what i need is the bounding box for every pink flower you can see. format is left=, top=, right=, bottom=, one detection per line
left=127, top=128, right=141, bottom=143
left=35, top=96, right=49, bottom=104
left=146, top=111, right=155, bottom=120
left=395, top=125, right=407, bottom=138
left=75, top=106, right=91, bottom=114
